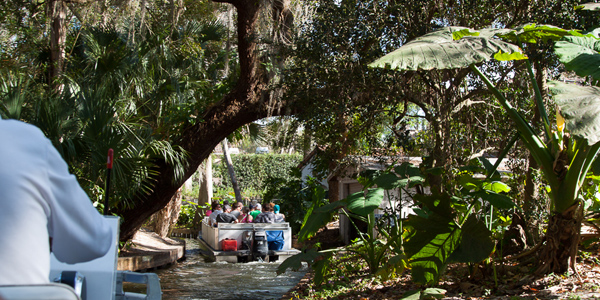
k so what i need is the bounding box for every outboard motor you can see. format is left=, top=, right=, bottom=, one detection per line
left=241, top=231, right=253, bottom=251
left=253, top=229, right=268, bottom=261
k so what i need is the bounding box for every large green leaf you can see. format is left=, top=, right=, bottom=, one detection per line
left=373, top=172, right=403, bottom=190
left=404, top=213, right=461, bottom=285
left=449, top=215, right=494, bottom=263
left=413, top=193, right=455, bottom=220
left=498, top=23, right=581, bottom=44
left=472, top=190, right=516, bottom=209
left=347, top=188, right=384, bottom=216
left=548, top=81, right=600, bottom=145
left=482, top=181, right=511, bottom=193
left=298, top=201, right=340, bottom=242
left=555, top=35, right=600, bottom=79
left=580, top=3, right=600, bottom=11
left=276, top=248, right=322, bottom=275
left=369, top=27, right=524, bottom=71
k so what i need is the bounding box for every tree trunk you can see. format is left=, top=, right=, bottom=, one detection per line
left=302, top=130, right=312, bottom=159
left=114, top=0, right=294, bottom=242
left=151, top=189, right=182, bottom=238
left=198, top=156, right=213, bottom=206
left=192, top=157, right=213, bottom=231
left=222, top=138, right=243, bottom=203
left=535, top=201, right=583, bottom=274
left=328, top=175, right=340, bottom=203
left=48, top=0, right=67, bottom=89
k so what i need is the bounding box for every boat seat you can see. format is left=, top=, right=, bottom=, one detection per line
left=0, top=283, right=80, bottom=300
left=49, top=216, right=120, bottom=300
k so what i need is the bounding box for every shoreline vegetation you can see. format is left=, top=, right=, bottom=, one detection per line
left=280, top=222, right=600, bottom=300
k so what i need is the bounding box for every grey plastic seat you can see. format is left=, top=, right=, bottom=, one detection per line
left=0, top=283, right=80, bottom=300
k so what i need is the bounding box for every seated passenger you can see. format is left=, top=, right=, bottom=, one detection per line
left=239, top=207, right=253, bottom=223
left=230, top=202, right=243, bottom=219
left=206, top=201, right=218, bottom=217
left=209, top=204, right=223, bottom=226
left=249, top=203, right=261, bottom=219
left=216, top=205, right=238, bottom=224
left=274, top=204, right=286, bottom=221
left=254, top=203, right=284, bottom=223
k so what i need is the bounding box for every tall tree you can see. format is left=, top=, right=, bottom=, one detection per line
left=285, top=0, right=591, bottom=200
left=114, top=0, right=298, bottom=241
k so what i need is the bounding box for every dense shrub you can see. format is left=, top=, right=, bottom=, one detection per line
left=214, top=153, right=303, bottom=195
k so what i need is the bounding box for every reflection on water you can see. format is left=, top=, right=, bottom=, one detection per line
left=126, top=239, right=307, bottom=300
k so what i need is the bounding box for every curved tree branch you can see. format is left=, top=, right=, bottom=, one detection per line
left=115, top=0, right=295, bottom=241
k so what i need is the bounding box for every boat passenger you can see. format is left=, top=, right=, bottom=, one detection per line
left=0, top=116, right=113, bottom=285
left=274, top=204, right=286, bottom=221
left=239, top=207, right=253, bottom=223
left=249, top=203, right=261, bottom=220
left=209, top=204, right=223, bottom=226
left=206, top=201, right=219, bottom=217
left=230, top=202, right=243, bottom=219
left=254, top=203, right=285, bottom=223
left=216, top=205, right=238, bottom=224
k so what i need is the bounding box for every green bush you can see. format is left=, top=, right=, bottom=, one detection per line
left=263, top=170, right=328, bottom=234
left=214, top=153, right=303, bottom=196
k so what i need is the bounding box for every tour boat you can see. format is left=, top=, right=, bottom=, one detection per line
left=198, top=217, right=300, bottom=263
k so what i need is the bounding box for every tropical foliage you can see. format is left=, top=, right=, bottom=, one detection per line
left=214, top=153, right=303, bottom=195
left=370, top=22, right=600, bottom=273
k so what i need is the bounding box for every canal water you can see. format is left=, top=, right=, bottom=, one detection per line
left=127, top=239, right=308, bottom=300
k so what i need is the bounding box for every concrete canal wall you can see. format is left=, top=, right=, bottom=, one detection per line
left=117, top=228, right=185, bottom=272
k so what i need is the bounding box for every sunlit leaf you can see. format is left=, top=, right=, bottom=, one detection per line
left=494, top=50, right=528, bottom=61
left=555, top=35, right=600, bottom=80
left=482, top=181, right=511, bottom=193
left=472, top=190, right=516, bottom=209
left=498, top=23, right=581, bottom=44
left=548, top=81, right=600, bottom=145
left=369, top=27, right=522, bottom=71
left=347, top=188, right=384, bottom=216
